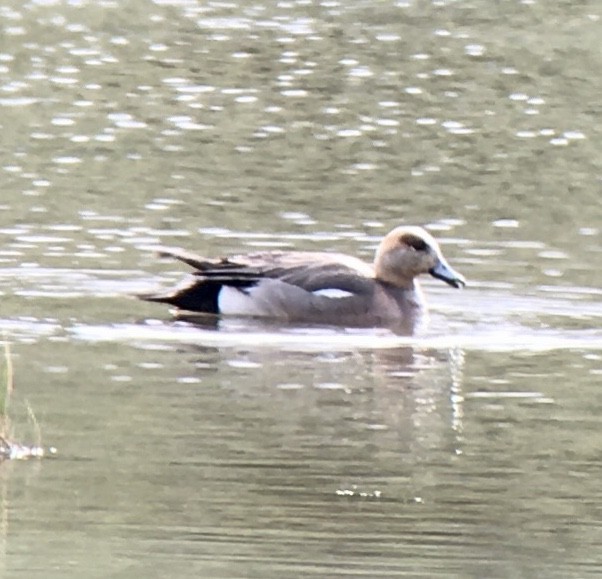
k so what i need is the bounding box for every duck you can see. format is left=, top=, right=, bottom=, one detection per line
left=139, top=225, right=465, bottom=328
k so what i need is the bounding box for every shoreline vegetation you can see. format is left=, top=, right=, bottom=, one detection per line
left=0, top=337, right=54, bottom=461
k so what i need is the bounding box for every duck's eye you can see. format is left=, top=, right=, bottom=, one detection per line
left=402, top=235, right=429, bottom=252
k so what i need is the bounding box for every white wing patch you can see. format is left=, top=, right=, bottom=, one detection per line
left=218, top=285, right=264, bottom=316
left=312, top=288, right=354, bottom=299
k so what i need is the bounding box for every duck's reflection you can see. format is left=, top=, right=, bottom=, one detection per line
left=163, top=315, right=467, bottom=467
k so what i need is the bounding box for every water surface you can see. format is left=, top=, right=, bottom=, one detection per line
left=0, top=1, right=601, bottom=577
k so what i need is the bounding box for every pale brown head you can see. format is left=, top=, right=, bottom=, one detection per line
left=374, top=226, right=466, bottom=290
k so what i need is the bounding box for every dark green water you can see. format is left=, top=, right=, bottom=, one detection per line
left=0, top=1, right=600, bottom=577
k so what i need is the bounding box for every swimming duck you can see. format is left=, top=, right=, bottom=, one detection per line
left=139, top=225, right=465, bottom=327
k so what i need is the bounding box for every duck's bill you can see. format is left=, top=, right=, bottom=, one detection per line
left=429, top=260, right=466, bottom=289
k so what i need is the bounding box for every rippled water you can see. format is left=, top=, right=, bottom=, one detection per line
left=0, top=1, right=601, bottom=577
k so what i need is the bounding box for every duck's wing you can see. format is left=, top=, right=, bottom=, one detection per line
left=139, top=247, right=377, bottom=314
left=216, top=250, right=375, bottom=292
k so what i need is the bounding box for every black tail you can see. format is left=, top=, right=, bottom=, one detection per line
left=138, top=278, right=222, bottom=313
left=139, top=276, right=258, bottom=314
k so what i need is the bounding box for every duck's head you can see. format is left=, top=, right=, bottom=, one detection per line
left=374, top=225, right=466, bottom=290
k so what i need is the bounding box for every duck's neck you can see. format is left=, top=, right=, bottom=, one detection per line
left=374, top=264, right=415, bottom=290
left=406, top=279, right=426, bottom=308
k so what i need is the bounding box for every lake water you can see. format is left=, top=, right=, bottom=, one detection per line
left=0, top=1, right=601, bottom=577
